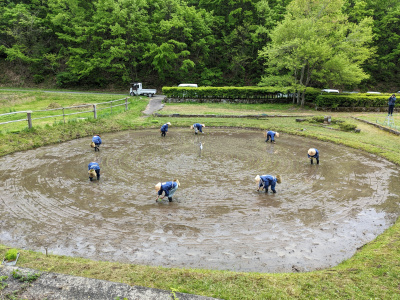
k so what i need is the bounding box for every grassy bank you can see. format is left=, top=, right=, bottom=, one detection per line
left=1, top=91, right=400, bottom=299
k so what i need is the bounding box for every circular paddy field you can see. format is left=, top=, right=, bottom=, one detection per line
left=0, top=128, right=399, bottom=273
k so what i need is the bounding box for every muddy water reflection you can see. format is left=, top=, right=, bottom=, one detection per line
left=0, top=128, right=399, bottom=272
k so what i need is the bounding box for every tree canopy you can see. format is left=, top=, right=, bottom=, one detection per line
left=0, top=0, right=397, bottom=90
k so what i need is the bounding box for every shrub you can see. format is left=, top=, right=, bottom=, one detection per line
left=162, top=86, right=295, bottom=99
left=5, top=249, right=18, bottom=261
left=339, top=122, right=357, bottom=131
left=314, top=94, right=390, bottom=108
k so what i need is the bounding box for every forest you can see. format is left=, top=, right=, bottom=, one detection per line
left=0, top=0, right=399, bottom=91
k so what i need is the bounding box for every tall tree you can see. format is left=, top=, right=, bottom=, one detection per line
left=259, top=0, right=374, bottom=105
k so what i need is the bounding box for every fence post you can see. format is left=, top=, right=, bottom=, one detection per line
left=110, top=101, right=112, bottom=114
left=62, top=108, right=65, bottom=124
left=93, top=104, right=97, bottom=119
left=125, top=98, right=128, bottom=111
left=27, top=111, right=32, bottom=129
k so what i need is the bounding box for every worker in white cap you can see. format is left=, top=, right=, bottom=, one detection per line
left=190, top=123, right=205, bottom=134
left=264, top=130, right=279, bottom=143
left=308, top=148, right=319, bottom=164
left=160, top=122, right=171, bottom=137
left=255, top=175, right=282, bottom=193
left=155, top=179, right=180, bottom=202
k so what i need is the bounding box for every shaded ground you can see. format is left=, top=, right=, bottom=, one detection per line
left=0, top=265, right=219, bottom=300
left=1, top=129, right=399, bottom=273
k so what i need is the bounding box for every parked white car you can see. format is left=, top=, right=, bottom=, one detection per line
left=178, top=83, right=198, bottom=88
left=366, top=91, right=381, bottom=94
left=321, top=89, right=339, bottom=93
left=129, top=82, right=156, bottom=97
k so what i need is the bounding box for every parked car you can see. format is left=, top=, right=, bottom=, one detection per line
left=321, top=89, right=339, bottom=93
left=366, top=91, right=381, bottom=94
left=178, top=83, right=198, bottom=88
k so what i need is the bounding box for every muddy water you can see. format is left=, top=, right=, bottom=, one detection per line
left=0, top=128, right=399, bottom=273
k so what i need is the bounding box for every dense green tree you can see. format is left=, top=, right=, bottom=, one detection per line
left=259, top=0, right=374, bottom=105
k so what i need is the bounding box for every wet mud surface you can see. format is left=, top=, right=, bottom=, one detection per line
left=1, top=128, right=399, bottom=273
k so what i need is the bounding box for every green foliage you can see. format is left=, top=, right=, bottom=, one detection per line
left=5, top=248, right=18, bottom=261
left=163, top=86, right=294, bottom=99
left=315, top=94, right=390, bottom=108
left=0, top=275, right=7, bottom=290
left=260, top=0, right=374, bottom=104
left=12, top=269, right=40, bottom=283
left=339, top=122, right=357, bottom=131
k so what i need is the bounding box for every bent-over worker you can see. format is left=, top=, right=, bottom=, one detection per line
left=155, top=179, right=180, bottom=202
left=255, top=174, right=282, bottom=193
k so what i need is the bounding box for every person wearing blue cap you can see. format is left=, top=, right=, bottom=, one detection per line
left=160, top=122, right=171, bottom=137
left=255, top=174, right=282, bottom=193
left=155, top=179, right=180, bottom=202
left=91, top=134, right=102, bottom=151
left=308, top=148, right=319, bottom=164
left=191, top=123, right=205, bottom=134
left=88, top=162, right=100, bottom=181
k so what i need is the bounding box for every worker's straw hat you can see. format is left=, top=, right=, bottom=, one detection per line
left=166, top=122, right=171, bottom=125
left=275, top=132, right=279, bottom=138
left=155, top=182, right=162, bottom=191
left=190, top=125, right=194, bottom=129
left=201, top=124, right=205, bottom=127
left=88, top=169, right=96, bottom=178
left=308, top=148, right=316, bottom=156
left=174, top=179, right=180, bottom=187
left=276, top=175, right=282, bottom=184
left=254, top=175, right=260, bottom=183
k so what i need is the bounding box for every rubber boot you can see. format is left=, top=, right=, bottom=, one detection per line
left=272, top=190, right=277, bottom=193
left=168, top=197, right=173, bottom=202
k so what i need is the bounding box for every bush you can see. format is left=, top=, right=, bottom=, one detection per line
left=162, top=86, right=295, bottom=99
left=339, top=122, right=357, bottom=131
left=5, top=249, right=18, bottom=261
left=315, top=94, right=391, bottom=108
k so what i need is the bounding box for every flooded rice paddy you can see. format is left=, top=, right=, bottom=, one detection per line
left=0, top=128, right=399, bottom=273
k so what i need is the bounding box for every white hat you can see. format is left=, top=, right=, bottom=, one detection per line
left=155, top=182, right=162, bottom=191
left=190, top=125, right=194, bottom=129
left=275, top=132, right=279, bottom=138
left=166, top=122, right=171, bottom=125
left=308, top=148, right=316, bottom=156
left=201, top=124, right=206, bottom=127
left=254, top=175, right=260, bottom=183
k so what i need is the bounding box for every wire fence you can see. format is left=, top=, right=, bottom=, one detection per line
left=0, top=98, right=129, bottom=130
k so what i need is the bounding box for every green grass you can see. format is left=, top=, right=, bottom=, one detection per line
left=1, top=90, right=400, bottom=299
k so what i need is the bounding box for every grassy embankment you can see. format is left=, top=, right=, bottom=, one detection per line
left=1, top=90, right=400, bottom=299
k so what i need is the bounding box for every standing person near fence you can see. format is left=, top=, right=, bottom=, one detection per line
left=91, top=134, right=102, bottom=152
left=160, top=122, right=171, bottom=137
left=88, top=162, right=100, bottom=181
left=388, top=94, right=396, bottom=116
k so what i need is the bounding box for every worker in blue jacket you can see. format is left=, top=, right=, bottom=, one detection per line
left=255, top=174, right=282, bottom=193
left=91, top=134, right=102, bottom=151
left=160, top=122, right=171, bottom=137
left=155, top=179, right=180, bottom=202
left=264, top=131, right=279, bottom=143
left=191, top=123, right=205, bottom=134
left=88, top=162, right=100, bottom=181
left=388, top=94, right=396, bottom=116
left=308, top=148, right=319, bottom=164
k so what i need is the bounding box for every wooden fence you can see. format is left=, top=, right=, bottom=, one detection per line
left=0, top=98, right=129, bottom=129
